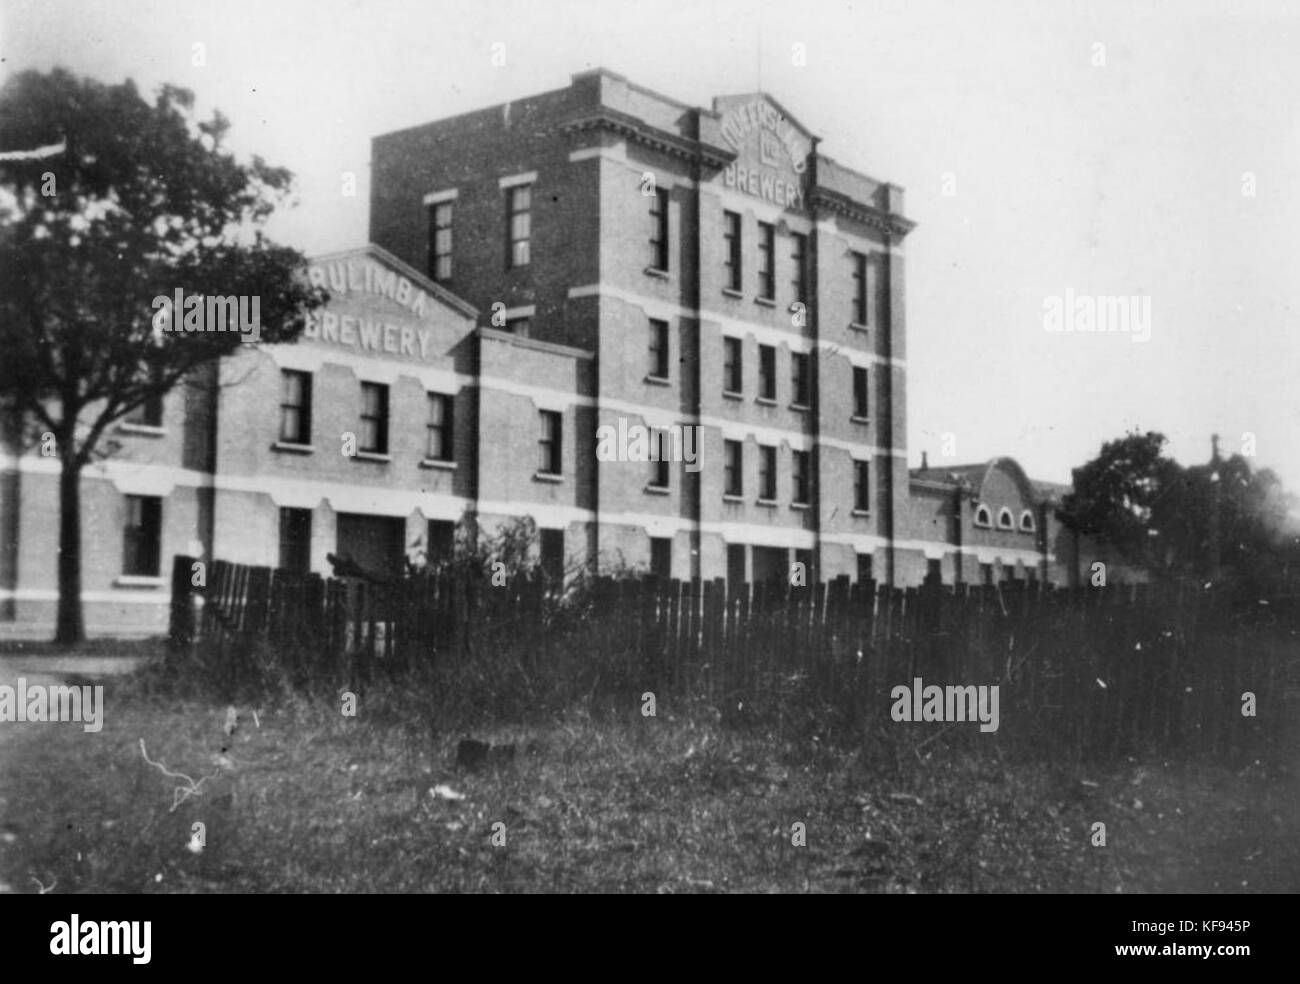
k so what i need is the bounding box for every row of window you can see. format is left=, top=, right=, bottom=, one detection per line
left=426, top=183, right=877, bottom=330
left=974, top=504, right=1037, bottom=533
left=722, top=442, right=872, bottom=511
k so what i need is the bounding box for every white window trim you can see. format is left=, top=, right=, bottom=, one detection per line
left=1020, top=509, right=1037, bottom=532
left=997, top=507, right=1015, bottom=530
left=423, top=188, right=458, bottom=205
left=974, top=504, right=993, bottom=528
left=499, top=171, right=538, bottom=189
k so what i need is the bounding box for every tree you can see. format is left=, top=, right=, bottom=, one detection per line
left=0, top=69, right=326, bottom=642
left=1060, top=431, right=1182, bottom=569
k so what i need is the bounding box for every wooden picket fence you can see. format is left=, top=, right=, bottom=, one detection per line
left=167, top=555, right=1300, bottom=761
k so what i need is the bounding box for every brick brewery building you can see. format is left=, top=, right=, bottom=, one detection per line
left=0, top=69, right=1132, bottom=636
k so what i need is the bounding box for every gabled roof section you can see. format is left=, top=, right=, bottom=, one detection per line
left=308, top=243, right=478, bottom=320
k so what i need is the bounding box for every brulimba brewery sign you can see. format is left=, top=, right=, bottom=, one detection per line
left=719, top=98, right=811, bottom=210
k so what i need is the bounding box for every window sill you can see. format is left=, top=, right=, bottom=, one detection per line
left=755, top=396, right=777, bottom=406
left=850, top=322, right=870, bottom=332
left=644, top=484, right=670, bottom=496
left=791, top=501, right=811, bottom=511
left=115, top=575, right=165, bottom=588
left=644, top=266, right=671, bottom=280
left=352, top=451, right=392, bottom=463
left=118, top=423, right=166, bottom=437
left=852, top=508, right=871, bottom=517
left=789, top=402, right=810, bottom=412
left=755, top=498, right=778, bottom=508
left=273, top=441, right=315, bottom=455
left=850, top=415, right=871, bottom=425
left=534, top=471, right=564, bottom=484
left=722, top=390, right=744, bottom=401
left=420, top=458, right=457, bottom=470
left=754, top=296, right=776, bottom=308
left=645, top=375, right=671, bottom=387
left=722, top=493, right=745, bottom=503
left=721, top=288, right=744, bottom=300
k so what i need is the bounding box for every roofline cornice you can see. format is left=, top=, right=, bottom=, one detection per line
left=561, top=110, right=736, bottom=169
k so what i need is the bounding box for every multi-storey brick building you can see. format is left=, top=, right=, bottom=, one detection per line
left=0, top=68, right=1141, bottom=637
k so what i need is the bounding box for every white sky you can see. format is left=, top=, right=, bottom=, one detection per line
left=5, top=0, right=1299, bottom=490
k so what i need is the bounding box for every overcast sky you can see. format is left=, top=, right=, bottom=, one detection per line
left=5, top=0, right=1298, bottom=490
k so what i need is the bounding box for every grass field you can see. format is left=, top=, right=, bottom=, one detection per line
left=2, top=655, right=1297, bottom=893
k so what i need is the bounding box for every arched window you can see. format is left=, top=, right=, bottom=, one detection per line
left=997, top=507, right=1015, bottom=530
left=1020, top=509, right=1036, bottom=533
left=974, top=504, right=992, bottom=528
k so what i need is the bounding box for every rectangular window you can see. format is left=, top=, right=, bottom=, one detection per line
left=853, top=366, right=869, bottom=419
left=758, top=344, right=776, bottom=400
left=852, top=251, right=868, bottom=325
left=791, top=232, right=808, bottom=306
left=122, top=494, right=162, bottom=577
left=429, top=201, right=452, bottom=282
left=427, top=519, right=455, bottom=566
left=649, top=187, right=669, bottom=271
left=981, top=563, right=994, bottom=586
left=538, top=409, right=562, bottom=475
left=426, top=393, right=454, bottom=462
left=926, top=558, right=942, bottom=584
left=795, top=549, right=813, bottom=581
left=126, top=391, right=164, bottom=428
left=648, top=319, right=669, bottom=380
left=723, top=210, right=741, bottom=291
left=507, top=184, right=532, bottom=268
left=649, top=427, right=670, bottom=489
left=792, top=449, right=810, bottom=505
left=278, top=507, right=312, bottom=573
left=279, top=370, right=311, bottom=445
left=540, top=528, right=565, bottom=584
left=857, top=553, right=873, bottom=584
left=791, top=352, right=810, bottom=407
left=854, top=459, right=871, bottom=512
left=359, top=382, right=388, bottom=454
left=724, top=439, right=743, bottom=497
left=727, top=544, right=747, bottom=585
left=759, top=445, right=777, bottom=501
left=650, top=536, right=672, bottom=578
left=723, top=336, right=742, bottom=394
left=757, top=221, right=775, bottom=299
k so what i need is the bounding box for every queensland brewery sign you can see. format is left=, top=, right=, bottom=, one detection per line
left=719, top=97, right=810, bottom=210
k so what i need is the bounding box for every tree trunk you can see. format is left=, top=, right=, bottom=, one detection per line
left=55, top=454, right=85, bottom=644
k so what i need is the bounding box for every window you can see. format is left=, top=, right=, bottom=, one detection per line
left=648, top=319, right=670, bottom=380
left=650, top=536, right=671, bottom=578
left=926, top=558, right=942, bottom=584
left=429, top=201, right=453, bottom=282
left=791, top=352, right=810, bottom=407
left=759, top=445, right=777, bottom=501
left=981, top=563, right=994, bottom=585
left=974, top=504, right=993, bottom=528
left=336, top=513, right=406, bottom=578
left=757, top=221, right=775, bottom=300
left=852, top=251, right=868, bottom=325
left=426, top=393, right=454, bottom=462
left=427, top=519, right=455, bottom=566
left=540, top=528, right=565, bottom=584
left=279, top=370, right=311, bottom=445
left=791, top=232, right=808, bottom=306
left=359, top=382, right=389, bottom=454
left=723, top=336, right=742, bottom=394
left=1002, top=559, right=1017, bottom=582
left=727, top=544, right=747, bottom=585
left=857, top=553, right=873, bottom=584
left=724, top=439, right=743, bottom=497
left=792, top=449, right=810, bottom=505
left=795, top=549, right=813, bottom=582
left=507, top=184, right=531, bottom=267
left=758, top=344, right=776, bottom=400
left=126, top=392, right=163, bottom=428
left=853, top=366, right=869, bottom=419
left=122, top=495, right=162, bottom=577
left=649, top=430, right=670, bottom=490
left=505, top=317, right=531, bottom=337
left=854, top=459, right=871, bottom=512
left=723, top=210, right=741, bottom=291
left=997, top=507, right=1015, bottom=531
left=1020, top=509, right=1037, bottom=533
left=278, top=507, right=312, bottom=573
left=649, top=187, right=669, bottom=271
left=538, top=410, right=562, bottom=475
